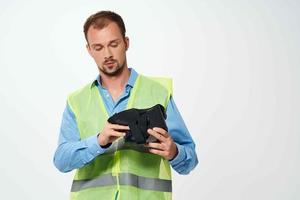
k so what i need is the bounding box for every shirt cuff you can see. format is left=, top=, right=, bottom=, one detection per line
left=85, top=135, right=107, bottom=157
left=169, top=143, right=186, bottom=166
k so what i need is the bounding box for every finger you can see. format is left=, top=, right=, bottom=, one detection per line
left=147, top=129, right=167, bottom=142
left=145, top=142, right=165, bottom=150
left=110, top=124, right=130, bottom=130
left=153, top=127, right=169, bottom=137
left=110, top=130, right=126, bottom=137
left=148, top=148, right=166, bottom=158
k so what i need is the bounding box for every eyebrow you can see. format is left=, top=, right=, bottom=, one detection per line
left=91, top=39, right=121, bottom=48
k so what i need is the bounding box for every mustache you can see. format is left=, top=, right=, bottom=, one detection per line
left=104, top=59, right=116, bottom=64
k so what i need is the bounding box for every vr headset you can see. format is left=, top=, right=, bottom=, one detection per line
left=108, top=104, right=168, bottom=144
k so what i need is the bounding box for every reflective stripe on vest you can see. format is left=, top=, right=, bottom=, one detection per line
left=71, top=173, right=172, bottom=192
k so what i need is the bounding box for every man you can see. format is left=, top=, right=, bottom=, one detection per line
left=54, top=10, right=198, bottom=200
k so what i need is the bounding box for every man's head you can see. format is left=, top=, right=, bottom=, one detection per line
left=84, top=11, right=129, bottom=76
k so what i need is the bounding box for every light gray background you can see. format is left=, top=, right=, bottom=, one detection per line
left=0, top=0, right=299, bottom=199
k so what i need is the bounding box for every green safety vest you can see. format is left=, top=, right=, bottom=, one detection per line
left=67, top=74, right=173, bottom=200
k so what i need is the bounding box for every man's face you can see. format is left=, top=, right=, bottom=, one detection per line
left=86, top=22, right=129, bottom=76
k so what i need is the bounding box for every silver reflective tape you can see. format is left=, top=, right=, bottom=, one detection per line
left=119, top=173, right=172, bottom=192
left=71, top=173, right=172, bottom=193
left=71, top=173, right=116, bottom=192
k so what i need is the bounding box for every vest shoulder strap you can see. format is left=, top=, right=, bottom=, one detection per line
left=141, top=75, right=173, bottom=96
left=67, top=81, right=95, bottom=116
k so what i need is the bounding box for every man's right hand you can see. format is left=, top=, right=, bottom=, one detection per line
left=97, top=122, right=130, bottom=147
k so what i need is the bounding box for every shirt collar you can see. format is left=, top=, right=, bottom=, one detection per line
left=91, top=68, right=138, bottom=89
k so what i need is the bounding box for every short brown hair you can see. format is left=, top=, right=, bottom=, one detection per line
left=83, top=10, right=126, bottom=43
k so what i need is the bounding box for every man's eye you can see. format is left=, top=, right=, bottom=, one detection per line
left=110, top=42, right=118, bottom=47
left=94, top=47, right=102, bottom=51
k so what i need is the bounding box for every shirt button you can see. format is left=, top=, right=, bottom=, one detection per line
left=97, top=150, right=100, bottom=154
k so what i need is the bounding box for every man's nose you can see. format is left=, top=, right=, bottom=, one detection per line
left=104, top=47, right=112, bottom=59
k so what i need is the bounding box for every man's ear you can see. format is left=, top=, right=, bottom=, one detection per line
left=124, top=36, right=129, bottom=50
left=86, top=44, right=93, bottom=57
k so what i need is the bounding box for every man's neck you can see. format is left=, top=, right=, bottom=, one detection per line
left=100, top=67, right=130, bottom=93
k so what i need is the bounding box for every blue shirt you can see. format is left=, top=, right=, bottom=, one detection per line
left=54, top=68, right=198, bottom=174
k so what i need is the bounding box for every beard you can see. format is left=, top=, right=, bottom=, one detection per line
left=99, top=58, right=125, bottom=77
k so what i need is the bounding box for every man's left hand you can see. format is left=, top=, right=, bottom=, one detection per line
left=145, top=127, right=178, bottom=160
